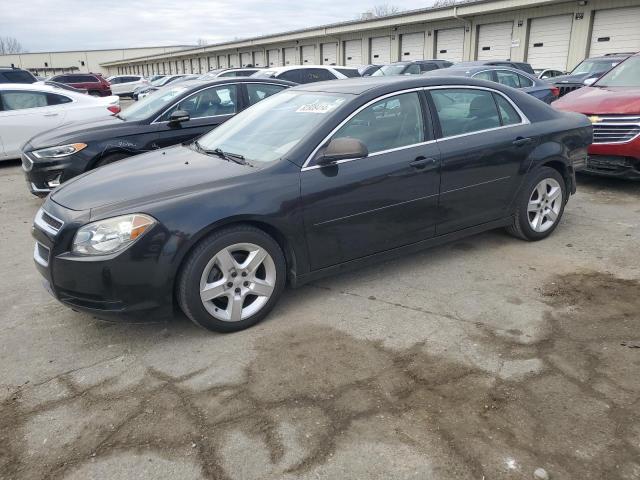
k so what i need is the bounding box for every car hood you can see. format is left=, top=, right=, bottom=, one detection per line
left=50, top=144, right=251, bottom=212
left=553, top=86, right=640, bottom=115
left=26, top=116, right=137, bottom=150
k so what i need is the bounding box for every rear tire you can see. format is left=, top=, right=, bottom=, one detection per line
left=507, top=166, right=566, bottom=241
left=177, top=225, right=286, bottom=333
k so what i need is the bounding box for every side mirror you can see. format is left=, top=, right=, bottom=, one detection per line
left=169, top=109, right=190, bottom=123
left=316, top=138, right=368, bottom=165
left=583, top=77, right=597, bottom=87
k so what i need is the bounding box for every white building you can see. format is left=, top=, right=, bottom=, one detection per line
left=0, top=46, right=192, bottom=76
left=100, top=0, right=640, bottom=76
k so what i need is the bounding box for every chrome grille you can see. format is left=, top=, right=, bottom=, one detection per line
left=591, top=115, right=640, bottom=144
left=557, top=84, right=581, bottom=97
left=34, top=208, right=64, bottom=235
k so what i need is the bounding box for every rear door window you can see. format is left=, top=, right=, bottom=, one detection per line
left=47, top=93, right=73, bottom=105
left=2, top=70, right=36, bottom=83
left=278, top=70, right=302, bottom=83
left=493, top=94, right=521, bottom=126
left=419, top=63, right=439, bottom=72
left=430, top=88, right=501, bottom=137
left=495, top=70, right=521, bottom=89
left=473, top=71, right=495, bottom=82
left=303, top=69, right=336, bottom=83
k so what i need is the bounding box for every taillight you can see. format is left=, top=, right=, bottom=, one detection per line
left=551, top=86, right=560, bottom=97
left=107, top=105, right=121, bottom=115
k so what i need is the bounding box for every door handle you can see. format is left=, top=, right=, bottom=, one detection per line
left=410, top=157, right=437, bottom=170
left=43, top=113, right=59, bottom=117
left=513, top=136, right=533, bottom=147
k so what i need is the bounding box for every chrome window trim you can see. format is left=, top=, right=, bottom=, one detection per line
left=151, top=81, right=285, bottom=124
left=301, top=87, right=426, bottom=170
left=151, top=82, right=237, bottom=124
left=34, top=208, right=64, bottom=236
left=301, top=85, right=530, bottom=171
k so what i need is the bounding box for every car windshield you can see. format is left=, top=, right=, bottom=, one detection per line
left=570, top=59, right=620, bottom=76
left=371, top=64, right=407, bottom=76
left=196, top=90, right=350, bottom=163
left=118, top=86, right=188, bottom=121
left=594, top=56, right=640, bottom=87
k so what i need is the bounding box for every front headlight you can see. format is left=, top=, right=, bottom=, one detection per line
left=32, top=143, right=87, bottom=159
left=72, top=214, right=156, bottom=256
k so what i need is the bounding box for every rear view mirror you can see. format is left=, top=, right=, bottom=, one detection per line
left=169, top=109, right=190, bottom=123
left=317, top=138, right=368, bottom=165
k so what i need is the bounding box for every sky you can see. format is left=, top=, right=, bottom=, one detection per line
left=1, top=0, right=438, bottom=52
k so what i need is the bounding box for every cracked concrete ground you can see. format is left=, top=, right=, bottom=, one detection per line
left=1, top=160, right=639, bottom=480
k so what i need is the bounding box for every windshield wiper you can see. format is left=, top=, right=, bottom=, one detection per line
left=193, top=141, right=250, bottom=166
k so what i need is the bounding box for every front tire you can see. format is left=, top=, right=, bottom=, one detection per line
left=177, top=225, right=286, bottom=332
left=507, top=166, right=566, bottom=241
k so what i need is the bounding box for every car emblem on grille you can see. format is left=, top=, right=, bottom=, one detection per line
left=588, top=116, right=601, bottom=124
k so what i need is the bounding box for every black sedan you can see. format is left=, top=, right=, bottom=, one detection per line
left=32, top=76, right=592, bottom=332
left=22, top=77, right=294, bottom=195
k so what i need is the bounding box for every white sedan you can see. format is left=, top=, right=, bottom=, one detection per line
left=0, top=83, right=120, bottom=161
left=105, top=75, right=150, bottom=96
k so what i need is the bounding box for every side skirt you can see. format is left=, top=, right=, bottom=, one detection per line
left=291, top=216, right=513, bottom=287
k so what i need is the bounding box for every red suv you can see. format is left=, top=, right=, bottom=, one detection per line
left=49, top=73, right=112, bottom=97
left=553, top=54, right=640, bottom=180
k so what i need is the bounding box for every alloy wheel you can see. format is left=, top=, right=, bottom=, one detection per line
left=199, top=243, right=276, bottom=322
left=527, top=178, right=563, bottom=233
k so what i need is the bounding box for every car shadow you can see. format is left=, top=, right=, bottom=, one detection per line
left=576, top=173, right=640, bottom=197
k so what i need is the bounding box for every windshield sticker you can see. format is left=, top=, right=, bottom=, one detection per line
left=296, top=99, right=344, bottom=114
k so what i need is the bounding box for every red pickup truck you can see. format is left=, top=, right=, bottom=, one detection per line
left=553, top=53, right=640, bottom=180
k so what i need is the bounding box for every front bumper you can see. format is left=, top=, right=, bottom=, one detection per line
left=22, top=151, right=92, bottom=197
left=585, top=138, right=640, bottom=180
left=32, top=201, right=175, bottom=321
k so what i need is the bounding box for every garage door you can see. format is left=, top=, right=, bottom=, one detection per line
left=267, top=49, right=280, bottom=67
left=241, top=52, right=252, bottom=67
left=301, top=45, right=315, bottom=64
left=400, top=32, right=425, bottom=60
left=370, top=36, right=391, bottom=63
left=208, top=57, right=216, bottom=70
left=229, top=54, right=239, bottom=68
left=321, top=43, right=337, bottom=65
left=436, top=28, right=465, bottom=62
left=527, top=15, right=572, bottom=71
left=283, top=47, right=297, bottom=65
left=589, top=7, right=640, bottom=57
left=253, top=51, right=264, bottom=67
left=477, top=22, right=513, bottom=60
left=344, top=40, right=362, bottom=66
left=218, top=55, right=228, bottom=68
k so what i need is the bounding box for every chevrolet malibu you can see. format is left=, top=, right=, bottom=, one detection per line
left=32, top=76, right=592, bottom=332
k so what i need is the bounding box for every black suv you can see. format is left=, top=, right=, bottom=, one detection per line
left=550, top=53, right=633, bottom=97
left=372, top=60, right=453, bottom=76
left=0, top=66, right=37, bottom=83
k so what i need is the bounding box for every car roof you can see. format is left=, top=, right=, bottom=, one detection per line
left=586, top=54, right=633, bottom=61
left=0, top=83, right=64, bottom=92
left=170, top=77, right=297, bottom=89
left=291, top=75, right=520, bottom=95
left=260, top=65, right=337, bottom=73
